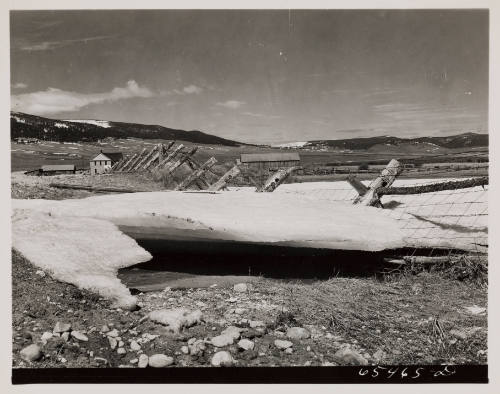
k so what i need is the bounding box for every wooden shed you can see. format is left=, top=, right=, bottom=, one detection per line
left=39, top=164, right=76, bottom=175
left=239, top=152, right=301, bottom=170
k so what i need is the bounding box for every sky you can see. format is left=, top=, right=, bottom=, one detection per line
left=10, top=9, right=489, bottom=144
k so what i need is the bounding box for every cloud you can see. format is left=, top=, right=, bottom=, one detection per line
left=14, top=35, right=114, bottom=52
left=216, top=100, right=245, bottom=109
left=171, top=84, right=204, bottom=95
left=12, top=82, right=28, bottom=89
left=241, top=111, right=281, bottom=119
left=11, top=80, right=154, bottom=115
left=182, top=85, right=203, bottom=94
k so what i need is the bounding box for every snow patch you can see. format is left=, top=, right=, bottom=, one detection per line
left=65, top=119, right=111, bottom=128
left=12, top=209, right=151, bottom=309
left=11, top=115, right=26, bottom=124
left=272, top=141, right=310, bottom=148
left=54, top=122, right=69, bottom=129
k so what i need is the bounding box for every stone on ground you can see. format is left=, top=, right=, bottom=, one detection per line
left=148, top=308, right=203, bottom=333
left=138, top=354, right=149, bottom=368
left=70, top=331, right=88, bottom=341
left=238, top=339, right=255, bottom=351
left=334, top=348, right=368, bottom=366
left=274, top=339, right=293, bottom=350
left=20, top=344, right=42, bottom=362
left=286, top=327, right=311, bottom=340
left=53, top=322, right=71, bottom=333
left=148, top=354, right=174, bottom=368
left=211, top=351, right=234, bottom=367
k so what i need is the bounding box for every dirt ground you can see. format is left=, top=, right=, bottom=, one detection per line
left=11, top=172, right=488, bottom=368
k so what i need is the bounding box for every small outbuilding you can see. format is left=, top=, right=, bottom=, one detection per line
left=39, top=164, right=76, bottom=175
left=239, top=152, right=301, bottom=170
left=90, top=151, right=123, bottom=175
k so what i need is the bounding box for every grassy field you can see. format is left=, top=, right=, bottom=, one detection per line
left=11, top=139, right=488, bottom=173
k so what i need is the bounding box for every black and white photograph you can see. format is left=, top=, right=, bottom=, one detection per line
left=6, top=1, right=494, bottom=385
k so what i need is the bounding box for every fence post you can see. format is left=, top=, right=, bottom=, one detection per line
left=257, top=166, right=301, bottom=192
left=352, top=159, right=402, bottom=207
left=208, top=164, right=241, bottom=191
left=175, top=157, right=217, bottom=191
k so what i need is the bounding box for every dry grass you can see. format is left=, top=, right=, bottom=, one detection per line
left=264, top=271, right=487, bottom=364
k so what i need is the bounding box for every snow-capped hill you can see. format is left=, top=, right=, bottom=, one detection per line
left=64, top=119, right=112, bottom=128
left=272, top=141, right=310, bottom=148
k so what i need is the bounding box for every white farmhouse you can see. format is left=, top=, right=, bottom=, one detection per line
left=90, top=151, right=123, bottom=175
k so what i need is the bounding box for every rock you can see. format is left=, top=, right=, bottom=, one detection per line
left=188, top=338, right=196, bottom=345
left=61, top=332, right=70, bottom=342
left=211, top=351, right=234, bottom=367
left=40, top=331, right=53, bottom=344
left=107, top=329, right=119, bottom=338
left=181, top=346, right=189, bottom=355
left=71, top=331, right=88, bottom=342
left=35, top=270, right=46, bottom=277
left=117, top=347, right=126, bottom=355
left=304, top=325, right=323, bottom=339
left=274, top=340, right=293, bottom=350
left=372, top=349, right=386, bottom=362
left=130, top=341, right=141, bottom=351
left=108, top=337, right=118, bottom=350
left=20, top=344, right=42, bottom=362
left=130, top=358, right=138, bottom=364
left=238, top=339, right=255, bottom=351
left=101, top=325, right=110, bottom=333
left=189, top=340, right=206, bottom=356
left=286, top=327, right=310, bottom=340
left=118, top=340, right=124, bottom=347
left=334, top=348, right=368, bottom=366
left=211, top=326, right=243, bottom=347
left=306, top=346, right=311, bottom=352
left=148, top=354, right=174, bottom=368
left=228, top=297, right=238, bottom=303
left=211, top=334, right=235, bottom=347
left=450, top=329, right=468, bottom=340
left=464, top=305, right=486, bottom=315
left=148, top=308, right=203, bottom=333
left=285, top=348, right=293, bottom=354
left=234, top=308, right=246, bottom=315
left=249, top=320, right=265, bottom=329
left=53, top=322, right=71, bottom=333
left=233, top=283, right=248, bottom=293
left=138, top=354, right=149, bottom=368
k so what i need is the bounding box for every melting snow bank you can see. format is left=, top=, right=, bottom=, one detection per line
left=13, top=191, right=405, bottom=251
left=12, top=191, right=407, bottom=307
left=12, top=209, right=151, bottom=310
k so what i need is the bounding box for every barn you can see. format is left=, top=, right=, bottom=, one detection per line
left=39, top=164, right=76, bottom=175
left=239, top=152, right=301, bottom=170
left=90, top=151, right=123, bottom=175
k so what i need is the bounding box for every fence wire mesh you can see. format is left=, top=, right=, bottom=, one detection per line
left=278, top=176, right=488, bottom=255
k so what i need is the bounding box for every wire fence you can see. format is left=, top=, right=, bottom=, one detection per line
left=278, top=176, right=488, bottom=255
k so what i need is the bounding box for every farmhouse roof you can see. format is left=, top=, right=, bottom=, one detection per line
left=240, top=152, right=301, bottom=163
left=41, top=164, right=76, bottom=171
left=91, top=151, right=123, bottom=163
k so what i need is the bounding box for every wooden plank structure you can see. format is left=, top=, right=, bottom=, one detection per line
left=175, top=157, right=217, bottom=191
left=108, top=141, right=252, bottom=192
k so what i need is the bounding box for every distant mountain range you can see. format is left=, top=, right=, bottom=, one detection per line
left=273, top=133, right=488, bottom=151
left=11, top=111, right=488, bottom=151
left=10, top=112, right=242, bottom=147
